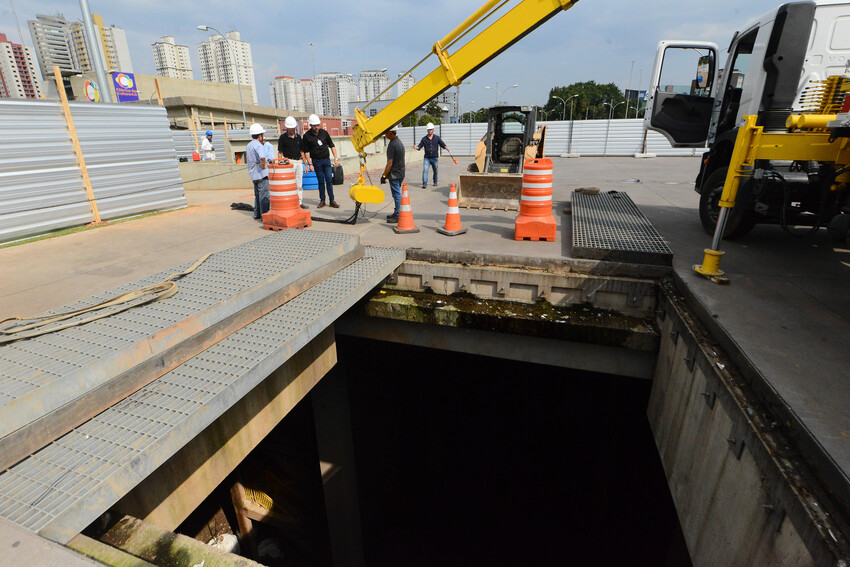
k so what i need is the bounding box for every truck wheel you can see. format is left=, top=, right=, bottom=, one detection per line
left=828, top=214, right=850, bottom=244
left=698, top=167, right=757, bottom=239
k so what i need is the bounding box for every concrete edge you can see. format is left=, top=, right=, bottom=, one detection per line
left=404, top=248, right=672, bottom=279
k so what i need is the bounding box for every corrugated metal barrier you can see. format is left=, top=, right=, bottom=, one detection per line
left=0, top=100, right=186, bottom=244
left=399, top=119, right=700, bottom=157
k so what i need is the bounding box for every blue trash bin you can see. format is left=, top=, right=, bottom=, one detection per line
left=302, top=163, right=318, bottom=191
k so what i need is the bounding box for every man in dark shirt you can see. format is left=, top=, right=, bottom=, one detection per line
left=278, top=116, right=308, bottom=209
left=413, top=122, right=450, bottom=188
left=301, top=114, right=340, bottom=208
left=381, top=125, right=405, bottom=223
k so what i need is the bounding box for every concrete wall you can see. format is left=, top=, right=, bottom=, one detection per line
left=649, top=292, right=845, bottom=566
left=179, top=162, right=251, bottom=191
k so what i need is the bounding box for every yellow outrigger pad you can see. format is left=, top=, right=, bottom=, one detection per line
left=350, top=184, right=385, bottom=204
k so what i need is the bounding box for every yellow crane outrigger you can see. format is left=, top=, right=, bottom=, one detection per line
left=347, top=0, right=578, bottom=201
left=694, top=90, right=850, bottom=283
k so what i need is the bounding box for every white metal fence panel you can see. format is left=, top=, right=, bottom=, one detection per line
left=397, top=119, right=700, bottom=157
left=0, top=101, right=187, bottom=244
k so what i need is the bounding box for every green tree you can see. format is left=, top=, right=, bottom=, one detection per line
left=460, top=107, right=489, bottom=123
left=544, top=82, right=626, bottom=120
left=417, top=114, right=441, bottom=126
left=424, top=100, right=443, bottom=119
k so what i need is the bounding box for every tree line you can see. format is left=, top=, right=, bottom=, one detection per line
left=459, top=81, right=646, bottom=123
left=399, top=80, right=647, bottom=125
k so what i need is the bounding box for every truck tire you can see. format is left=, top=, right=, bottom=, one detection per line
left=698, top=167, right=757, bottom=239
left=828, top=213, right=850, bottom=243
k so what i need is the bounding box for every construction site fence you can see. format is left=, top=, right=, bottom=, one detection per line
left=396, top=119, right=701, bottom=157
left=0, top=100, right=187, bottom=245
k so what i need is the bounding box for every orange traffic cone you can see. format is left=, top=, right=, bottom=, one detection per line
left=437, top=183, right=467, bottom=236
left=393, top=182, right=420, bottom=234
left=263, top=161, right=311, bottom=230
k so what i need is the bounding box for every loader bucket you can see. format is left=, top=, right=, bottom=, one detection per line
left=456, top=173, right=523, bottom=210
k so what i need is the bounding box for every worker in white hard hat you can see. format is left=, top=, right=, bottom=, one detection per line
left=246, top=123, right=270, bottom=219
left=278, top=116, right=308, bottom=209
left=301, top=114, right=340, bottom=209
left=413, top=122, right=450, bottom=188
left=381, top=124, right=405, bottom=223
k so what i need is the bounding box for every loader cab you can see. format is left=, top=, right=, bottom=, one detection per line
left=483, top=106, right=536, bottom=173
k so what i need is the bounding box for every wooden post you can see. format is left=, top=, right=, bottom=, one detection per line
left=230, top=481, right=257, bottom=558
left=190, top=107, right=199, bottom=152
left=223, top=117, right=229, bottom=139
left=209, top=111, right=215, bottom=132
left=53, top=66, right=101, bottom=224
left=154, top=77, right=163, bottom=106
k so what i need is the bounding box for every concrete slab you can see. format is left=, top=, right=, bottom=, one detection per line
left=1, top=155, right=848, bottom=511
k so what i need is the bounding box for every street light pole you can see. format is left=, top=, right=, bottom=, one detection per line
left=198, top=25, right=247, bottom=128
left=626, top=59, right=635, bottom=119
left=486, top=83, right=518, bottom=105
left=553, top=95, right=567, bottom=121
left=79, top=0, right=112, bottom=102
left=602, top=100, right=624, bottom=155
left=567, top=94, right=578, bottom=156
left=467, top=100, right=475, bottom=155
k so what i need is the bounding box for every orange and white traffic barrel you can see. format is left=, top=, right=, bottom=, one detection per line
left=514, top=158, right=556, bottom=241
left=263, top=161, right=311, bottom=230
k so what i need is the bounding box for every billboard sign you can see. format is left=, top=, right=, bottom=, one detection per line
left=112, top=72, right=139, bottom=103
left=83, top=79, right=100, bottom=102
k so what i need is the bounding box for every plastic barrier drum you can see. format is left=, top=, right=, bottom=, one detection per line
left=514, top=158, right=556, bottom=241
left=263, top=161, right=311, bottom=230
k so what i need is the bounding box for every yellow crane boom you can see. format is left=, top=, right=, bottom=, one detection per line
left=350, top=0, right=578, bottom=156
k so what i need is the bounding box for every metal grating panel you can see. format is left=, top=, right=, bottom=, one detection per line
left=571, top=190, right=672, bottom=266
left=0, top=230, right=358, bottom=411
left=0, top=243, right=405, bottom=543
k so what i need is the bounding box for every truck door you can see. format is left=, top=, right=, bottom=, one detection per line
left=644, top=41, right=718, bottom=147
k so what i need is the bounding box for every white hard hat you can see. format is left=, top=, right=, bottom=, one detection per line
left=284, top=116, right=297, bottom=129
left=426, top=122, right=435, bottom=130
left=389, top=124, right=399, bottom=132
left=308, top=114, right=321, bottom=125
left=249, top=123, right=265, bottom=136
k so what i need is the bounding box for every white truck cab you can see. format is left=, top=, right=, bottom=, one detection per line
left=643, top=1, right=850, bottom=238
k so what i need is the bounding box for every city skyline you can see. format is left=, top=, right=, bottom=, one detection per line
left=3, top=0, right=788, bottom=112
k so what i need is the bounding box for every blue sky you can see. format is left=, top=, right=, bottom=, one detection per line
left=2, top=0, right=784, bottom=110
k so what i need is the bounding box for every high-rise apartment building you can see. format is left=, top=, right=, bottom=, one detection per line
left=152, top=36, right=192, bottom=79
left=198, top=31, right=257, bottom=104
left=29, top=13, right=132, bottom=80
left=0, top=33, right=42, bottom=99
left=397, top=71, right=415, bottom=98
left=300, top=79, right=315, bottom=114
left=93, top=15, right=132, bottom=73
left=270, top=75, right=297, bottom=110
left=68, top=15, right=132, bottom=74
left=28, top=14, right=76, bottom=77
left=314, top=72, right=356, bottom=116
left=436, top=89, right=457, bottom=118
left=269, top=75, right=317, bottom=113
left=358, top=70, right=390, bottom=103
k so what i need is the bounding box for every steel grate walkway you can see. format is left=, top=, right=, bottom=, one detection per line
left=571, top=190, right=672, bottom=266
left=0, top=234, right=404, bottom=543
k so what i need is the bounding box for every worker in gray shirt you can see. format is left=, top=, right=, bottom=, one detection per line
left=246, top=124, right=270, bottom=219
left=381, top=125, right=405, bottom=223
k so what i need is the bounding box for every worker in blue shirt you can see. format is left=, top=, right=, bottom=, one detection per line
left=413, top=122, right=450, bottom=188
left=246, top=124, right=270, bottom=219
